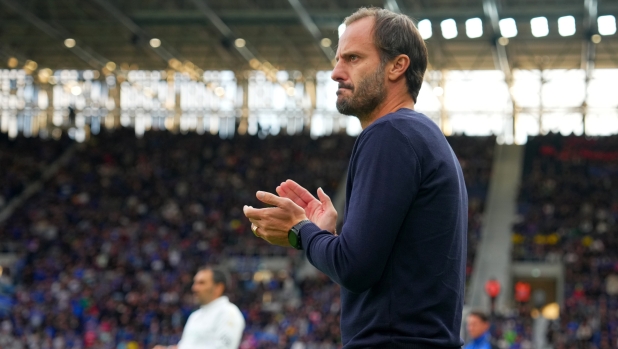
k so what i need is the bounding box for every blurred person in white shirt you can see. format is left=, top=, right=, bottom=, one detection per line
left=153, top=267, right=245, bottom=349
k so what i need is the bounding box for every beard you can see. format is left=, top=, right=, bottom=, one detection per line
left=335, top=63, right=387, bottom=122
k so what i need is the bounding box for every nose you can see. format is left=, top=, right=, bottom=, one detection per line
left=331, top=59, right=347, bottom=83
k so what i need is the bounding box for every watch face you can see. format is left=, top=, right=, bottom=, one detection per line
left=288, top=230, right=300, bottom=249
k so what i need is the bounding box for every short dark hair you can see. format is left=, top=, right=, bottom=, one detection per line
left=468, top=310, right=490, bottom=323
left=344, top=7, right=428, bottom=103
left=198, top=266, right=229, bottom=293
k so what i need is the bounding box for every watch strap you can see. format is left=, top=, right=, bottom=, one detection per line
left=292, top=219, right=312, bottom=231
left=289, top=219, right=311, bottom=249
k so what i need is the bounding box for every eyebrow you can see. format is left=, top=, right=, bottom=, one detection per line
left=339, top=51, right=364, bottom=60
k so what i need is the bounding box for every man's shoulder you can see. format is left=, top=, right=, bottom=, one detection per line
left=221, top=299, right=245, bottom=322
left=364, top=109, right=440, bottom=140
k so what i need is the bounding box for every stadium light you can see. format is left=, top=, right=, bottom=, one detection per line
left=149, top=38, right=161, bottom=48
left=598, top=15, right=617, bottom=36
left=499, top=18, right=518, bottom=38
left=234, top=38, right=246, bottom=48
left=465, top=18, right=483, bottom=38
left=558, top=16, right=576, bottom=36
left=441, top=19, right=458, bottom=39
left=530, top=17, right=549, bottom=37
left=418, top=19, right=432, bottom=39
left=64, top=38, right=76, bottom=48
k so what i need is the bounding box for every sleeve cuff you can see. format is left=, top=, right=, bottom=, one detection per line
left=299, top=222, right=329, bottom=250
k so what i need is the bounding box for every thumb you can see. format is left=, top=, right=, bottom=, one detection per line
left=317, top=188, right=332, bottom=206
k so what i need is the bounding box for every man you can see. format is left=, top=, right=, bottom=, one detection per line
left=153, top=267, right=245, bottom=349
left=464, top=311, right=496, bottom=349
left=243, top=7, right=467, bottom=348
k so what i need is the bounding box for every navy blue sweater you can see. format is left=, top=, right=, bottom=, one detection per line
left=300, top=109, right=467, bottom=348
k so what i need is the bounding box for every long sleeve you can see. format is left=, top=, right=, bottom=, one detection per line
left=299, top=121, right=421, bottom=293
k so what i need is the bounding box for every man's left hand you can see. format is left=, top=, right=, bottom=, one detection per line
left=243, top=191, right=308, bottom=247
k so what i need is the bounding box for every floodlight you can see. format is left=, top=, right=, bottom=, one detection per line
left=234, top=38, right=246, bottom=48
left=499, top=18, right=518, bottom=38
left=418, top=19, right=432, bottom=39
left=441, top=19, right=457, bottom=39
left=558, top=16, right=576, bottom=36
left=598, top=15, right=616, bottom=36
left=64, top=38, right=76, bottom=48
left=530, top=17, right=549, bottom=37
left=149, top=38, right=161, bottom=48
left=466, top=18, right=483, bottom=38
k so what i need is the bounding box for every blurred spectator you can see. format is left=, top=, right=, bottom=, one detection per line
left=153, top=266, right=244, bottom=349
left=465, top=311, right=497, bottom=349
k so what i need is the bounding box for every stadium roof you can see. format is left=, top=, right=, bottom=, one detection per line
left=1, top=0, right=617, bottom=72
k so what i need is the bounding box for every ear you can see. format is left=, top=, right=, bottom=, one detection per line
left=387, top=54, right=410, bottom=82
left=215, top=283, right=225, bottom=297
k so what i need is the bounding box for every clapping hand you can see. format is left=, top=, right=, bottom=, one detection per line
left=276, top=180, right=338, bottom=235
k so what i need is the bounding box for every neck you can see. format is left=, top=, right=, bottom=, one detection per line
left=360, top=89, right=415, bottom=129
left=201, top=294, right=224, bottom=306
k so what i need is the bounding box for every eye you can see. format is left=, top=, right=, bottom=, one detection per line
left=349, top=55, right=358, bottom=62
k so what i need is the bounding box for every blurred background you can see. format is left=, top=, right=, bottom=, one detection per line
left=0, top=0, right=617, bottom=348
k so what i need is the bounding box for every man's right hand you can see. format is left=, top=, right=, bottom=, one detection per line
left=276, top=179, right=338, bottom=234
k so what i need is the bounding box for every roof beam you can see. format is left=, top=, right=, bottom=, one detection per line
left=0, top=0, right=108, bottom=69
left=189, top=0, right=260, bottom=64
left=287, top=0, right=335, bottom=66
left=483, top=0, right=518, bottom=142
left=581, top=0, right=597, bottom=75
left=483, top=0, right=511, bottom=81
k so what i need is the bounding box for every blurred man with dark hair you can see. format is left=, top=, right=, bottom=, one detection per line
left=465, top=311, right=496, bottom=349
left=153, top=267, right=245, bottom=349
left=244, top=6, right=466, bottom=349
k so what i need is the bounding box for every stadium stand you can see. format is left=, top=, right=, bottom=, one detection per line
left=0, top=132, right=494, bottom=348
left=512, top=134, right=618, bottom=349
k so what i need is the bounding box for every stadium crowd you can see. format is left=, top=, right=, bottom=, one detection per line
left=0, top=134, right=70, bottom=214
left=512, top=134, right=618, bottom=349
left=446, top=136, right=495, bottom=284
left=0, top=130, right=494, bottom=349
left=0, top=130, right=352, bottom=349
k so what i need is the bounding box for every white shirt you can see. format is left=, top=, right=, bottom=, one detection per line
left=178, top=296, right=245, bottom=349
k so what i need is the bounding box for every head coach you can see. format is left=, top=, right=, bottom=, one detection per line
left=244, top=7, right=467, bottom=349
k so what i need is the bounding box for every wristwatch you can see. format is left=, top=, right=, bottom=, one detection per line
left=288, top=219, right=311, bottom=250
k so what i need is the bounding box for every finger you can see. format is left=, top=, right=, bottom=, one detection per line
left=247, top=217, right=261, bottom=225
left=284, top=179, right=319, bottom=204
left=317, top=187, right=333, bottom=207
left=256, top=191, right=291, bottom=208
left=243, top=205, right=265, bottom=220
left=277, top=184, right=307, bottom=208
left=256, top=227, right=286, bottom=240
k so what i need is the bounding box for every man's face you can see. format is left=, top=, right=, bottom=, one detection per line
left=466, top=314, right=490, bottom=340
left=191, top=270, right=221, bottom=306
left=332, top=16, right=387, bottom=121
